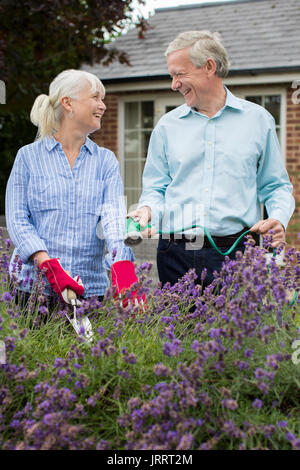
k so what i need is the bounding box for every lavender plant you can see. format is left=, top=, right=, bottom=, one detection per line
left=0, top=229, right=299, bottom=450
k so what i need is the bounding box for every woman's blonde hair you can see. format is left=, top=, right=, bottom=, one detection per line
left=165, top=30, right=229, bottom=78
left=30, top=69, right=105, bottom=139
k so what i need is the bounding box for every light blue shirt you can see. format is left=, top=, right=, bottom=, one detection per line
left=5, top=136, right=134, bottom=297
left=138, top=87, right=295, bottom=236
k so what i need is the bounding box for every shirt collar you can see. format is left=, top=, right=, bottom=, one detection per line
left=224, top=86, right=244, bottom=111
left=179, top=85, right=244, bottom=118
left=44, top=135, right=94, bottom=154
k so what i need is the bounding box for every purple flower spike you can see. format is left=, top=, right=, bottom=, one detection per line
left=252, top=399, right=263, bottom=409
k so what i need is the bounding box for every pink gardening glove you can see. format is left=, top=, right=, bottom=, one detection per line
left=40, top=258, right=84, bottom=303
left=111, top=260, right=146, bottom=310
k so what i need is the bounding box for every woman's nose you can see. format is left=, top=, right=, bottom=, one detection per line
left=100, top=100, right=106, bottom=111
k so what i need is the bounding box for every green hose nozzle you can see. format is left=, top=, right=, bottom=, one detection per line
left=124, top=218, right=151, bottom=246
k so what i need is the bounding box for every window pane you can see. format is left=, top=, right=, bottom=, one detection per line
left=166, top=105, right=177, bottom=113
left=124, top=101, right=154, bottom=209
left=245, top=96, right=262, bottom=105
left=125, top=160, right=139, bottom=188
left=125, top=130, right=139, bottom=159
left=276, top=127, right=280, bottom=143
left=141, top=101, right=154, bottom=128
left=126, top=189, right=141, bottom=211
left=141, top=130, right=152, bottom=160
left=264, top=95, right=280, bottom=125
left=125, top=102, right=139, bottom=129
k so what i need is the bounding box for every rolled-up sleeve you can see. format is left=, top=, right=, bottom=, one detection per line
left=5, top=149, right=48, bottom=262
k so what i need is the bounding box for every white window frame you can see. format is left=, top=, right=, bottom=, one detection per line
left=118, top=93, right=184, bottom=180
left=233, top=86, right=287, bottom=163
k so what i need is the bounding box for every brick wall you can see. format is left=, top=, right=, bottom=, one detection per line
left=92, top=93, right=119, bottom=156
left=286, top=85, right=300, bottom=249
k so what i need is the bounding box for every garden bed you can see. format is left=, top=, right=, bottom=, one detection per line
left=0, top=230, right=299, bottom=450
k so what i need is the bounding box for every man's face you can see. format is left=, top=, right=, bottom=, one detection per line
left=167, top=48, right=208, bottom=110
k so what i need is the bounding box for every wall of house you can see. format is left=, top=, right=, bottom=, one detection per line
left=91, top=84, right=300, bottom=251
left=286, top=86, right=300, bottom=249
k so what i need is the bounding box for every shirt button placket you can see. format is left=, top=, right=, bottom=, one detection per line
left=203, top=119, right=215, bottom=227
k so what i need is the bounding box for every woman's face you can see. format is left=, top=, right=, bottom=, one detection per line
left=69, top=82, right=106, bottom=134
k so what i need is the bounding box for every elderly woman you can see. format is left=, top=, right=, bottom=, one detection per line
left=5, top=69, right=138, bottom=307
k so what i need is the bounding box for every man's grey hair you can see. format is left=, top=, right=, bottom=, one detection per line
left=165, top=31, right=229, bottom=78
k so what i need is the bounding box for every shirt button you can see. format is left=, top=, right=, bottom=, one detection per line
left=207, top=165, right=211, bottom=169
left=207, top=141, right=212, bottom=145
left=205, top=188, right=209, bottom=192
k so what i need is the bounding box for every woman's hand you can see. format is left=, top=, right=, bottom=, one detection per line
left=39, top=258, right=84, bottom=302
left=31, top=251, right=51, bottom=267
left=111, top=260, right=146, bottom=311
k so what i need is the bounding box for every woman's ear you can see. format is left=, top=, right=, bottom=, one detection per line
left=60, top=96, right=72, bottom=113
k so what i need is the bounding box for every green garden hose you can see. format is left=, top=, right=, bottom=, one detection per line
left=125, top=219, right=298, bottom=307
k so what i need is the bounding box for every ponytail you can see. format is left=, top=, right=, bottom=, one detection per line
left=30, top=94, right=58, bottom=139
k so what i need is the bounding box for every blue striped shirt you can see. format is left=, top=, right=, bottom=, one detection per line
left=5, top=136, right=134, bottom=297
left=138, top=87, right=295, bottom=235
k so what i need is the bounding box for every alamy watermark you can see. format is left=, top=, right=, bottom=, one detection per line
left=0, top=80, right=6, bottom=104
left=291, top=339, right=300, bottom=365
left=0, top=340, right=6, bottom=364
left=291, top=80, right=300, bottom=105
left=95, top=198, right=205, bottom=251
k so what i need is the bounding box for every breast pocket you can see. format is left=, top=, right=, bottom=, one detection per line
left=219, top=148, right=258, bottom=183
left=78, top=178, right=103, bottom=216
left=28, top=176, right=60, bottom=212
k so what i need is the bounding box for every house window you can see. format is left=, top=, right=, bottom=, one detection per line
left=245, top=95, right=281, bottom=143
left=124, top=101, right=154, bottom=210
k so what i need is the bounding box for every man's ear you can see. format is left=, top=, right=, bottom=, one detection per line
left=206, top=58, right=217, bottom=76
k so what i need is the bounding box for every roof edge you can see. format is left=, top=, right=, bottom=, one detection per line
left=101, top=65, right=300, bottom=84
left=155, top=0, right=269, bottom=13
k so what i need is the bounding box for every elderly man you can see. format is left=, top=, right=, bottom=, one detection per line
left=132, top=31, right=295, bottom=288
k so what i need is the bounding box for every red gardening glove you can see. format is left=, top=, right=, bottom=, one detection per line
left=40, top=258, right=84, bottom=302
left=111, top=260, right=147, bottom=310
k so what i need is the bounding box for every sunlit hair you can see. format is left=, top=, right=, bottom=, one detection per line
left=30, top=69, right=105, bottom=139
left=165, top=30, right=229, bottom=78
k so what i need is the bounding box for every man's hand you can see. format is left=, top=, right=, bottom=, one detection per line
left=250, top=218, right=285, bottom=248
left=128, top=206, right=156, bottom=239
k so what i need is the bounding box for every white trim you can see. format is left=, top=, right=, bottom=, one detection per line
left=118, top=99, right=125, bottom=179
left=154, top=95, right=184, bottom=124
left=106, top=72, right=299, bottom=93
left=281, top=89, right=287, bottom=164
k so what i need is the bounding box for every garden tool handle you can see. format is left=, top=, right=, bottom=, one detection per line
left=66, top=271, right=77, bottom=302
